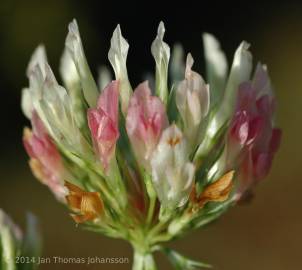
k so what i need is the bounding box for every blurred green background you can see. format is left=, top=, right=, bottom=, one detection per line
left=0, top=0, right=302, bottom=269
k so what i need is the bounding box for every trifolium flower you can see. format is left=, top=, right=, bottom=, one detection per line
left=151, top=124, right=195, bottom=213
left=23, top=112, right=67, bottom=201
left=87, top=80, right=120, bottom=171
left=21, top=19, right=281, bottom=270
left=126, top=81, right=168, bottom=169
left=176, top=53, right=210, bottom=149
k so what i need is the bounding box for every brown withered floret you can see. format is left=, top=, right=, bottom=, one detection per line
left=65, top=181, right=103, bottom=223
left=198, top=170, right=234, bottom=208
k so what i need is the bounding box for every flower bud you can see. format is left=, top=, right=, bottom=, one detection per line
left=87, top=81, right=120, bottom=171
left=23, top=112, right=66, bottom=201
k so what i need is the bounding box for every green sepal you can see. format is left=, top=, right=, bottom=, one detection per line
left=167, top=85, right=180, bottom=124
left=191, top=199, right=234, bottom=230
left=160, top=247, right=212, bottom=269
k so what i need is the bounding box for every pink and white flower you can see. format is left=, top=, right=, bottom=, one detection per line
left=20, top=20, right=282, bottom=268
left=126, top=81, right=168, bottom=169
left=23, top=112, right=66, bottom=201
left=228, top=64, right=282, bottom=199
left=151, top=124, right=195, bottom=210
left=87, top=80, right=120, bottom=171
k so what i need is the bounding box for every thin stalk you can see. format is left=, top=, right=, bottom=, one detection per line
left=148, top=220, right=169, bottom=239
left=150, top=233, right=173, bottom=245
left=146, top=196, right=156, bottom=227
left=132, top=248, right=157, bottom=270
left=143, top=172, right=157, bottom=228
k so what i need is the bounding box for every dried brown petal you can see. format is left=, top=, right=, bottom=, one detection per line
left=66, top=195, right=81, bottom=210
left=65, top=181, right=103, bottom=223
left=65, top=181, right=85, bottom=194
left=198, top=170, right=234, bottom=207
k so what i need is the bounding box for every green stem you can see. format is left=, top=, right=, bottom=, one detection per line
left=146, top=195, right=156, bottom=227
left=132, top=249, right=157, bottom=270
left=148, top=220, right=169, bottom=240
left=143, top=172, right=157, bottom=227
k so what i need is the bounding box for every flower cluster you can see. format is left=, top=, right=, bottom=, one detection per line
left=22, top=20, right=281, bottom=269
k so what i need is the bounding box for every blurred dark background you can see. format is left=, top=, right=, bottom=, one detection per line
left=0, top=0, right=302, bottom=269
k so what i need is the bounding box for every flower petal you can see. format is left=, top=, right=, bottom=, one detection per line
left=26, top=45, right=47, bottom=78
left=253, top=63, right=273, bottom=98
left=97, top=66, right=112, bottom=91
left=108, top=25, right=132, bottom=114
left=170, top=43, right=185, bottom=83
left=203, top=33, right=228, bottom=106
left=208, top=41, right=253, bottom=138
left=97, top=80, right=119, bottom=125
left=21, top=88, right=33, bottom=119
left=60, top=48, right=88, bottom=131
left=65, top=19, right=99, bottom=108
left=229, top=111, right=249, bottom=146
left=199, top=170, right=234, bottom=206
left=151, top=21, right=170, bottom=104
left=176, top=54, right=209, bottom=146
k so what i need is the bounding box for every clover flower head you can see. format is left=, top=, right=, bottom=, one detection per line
left=21, top=19, right=281, bottom=269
